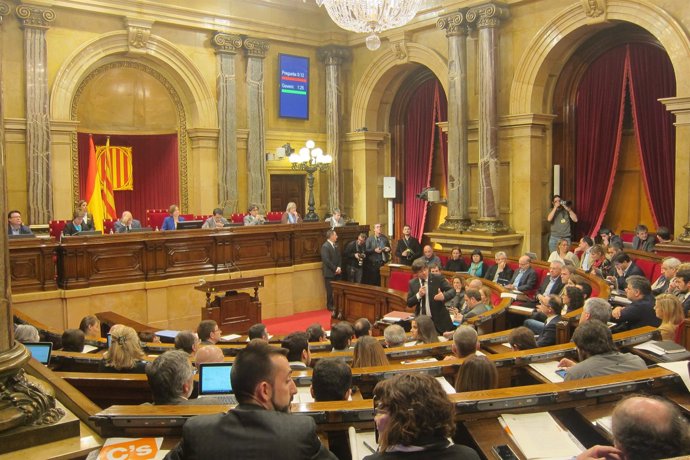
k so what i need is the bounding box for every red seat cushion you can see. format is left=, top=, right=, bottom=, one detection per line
left=49, top=220, right=68, bottom=238
left=388, top=271, right=413, bottom=292
left=146, top=209, right=168, bottom=230
left=633, top=259, right=657, bottom=281
left=231, top=213, right=245, bottom=224
left=620, top=230, right=635, bottom=243
left=103, top=219, right=116, bottom=234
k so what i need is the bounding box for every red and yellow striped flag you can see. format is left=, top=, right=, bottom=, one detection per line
left=102, top=136, right=117, bottom=220
left=85, top=134, right=105, bottom=232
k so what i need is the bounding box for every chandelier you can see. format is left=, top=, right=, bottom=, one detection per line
left=314, top=0, right=423, bottom=51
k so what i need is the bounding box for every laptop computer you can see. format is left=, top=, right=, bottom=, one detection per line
left=197, top=362, right=237, bottom=405
left=24, top=342, right=53, bottom=364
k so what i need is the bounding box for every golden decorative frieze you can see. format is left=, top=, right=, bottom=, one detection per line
left=437, top=11, right=468, bottom=37
left=317, top=45, right=350, bottom=66
left=581, top=0, right=605, bottom=18
left=125, top=18, right=154, bottom=51
left=212, top=32, right=243, bottom=54
left=15, top=4, right=55, bottom=29
left=466, top=3, right=509, bottom=29
left=243, top=37, right=269, bottom=58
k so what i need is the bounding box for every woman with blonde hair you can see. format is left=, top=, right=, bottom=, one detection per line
left=100, top=325, right=147, bottom=372
left=654, top=294, right=685, bottom=343
left=352, top=336, right=389, bottom=368
left=411, top=315, right=439, bottom=345
left=281, top=202, right=303, bottom=224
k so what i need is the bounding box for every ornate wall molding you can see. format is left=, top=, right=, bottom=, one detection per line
left=243, top=37, right=268, bottom=58
left=70, top=61, right=190, bottom=211
left=0, top=2, right=11, bottom=23
left=581, top=0, right=606, bottom=18
left=212, top=32, right=242, bottom=55
left=437, top=11, right=468, bottom=37
left=124, top=18, right=153, bottom=52
left=15, top=4, right=55, bottom=29
left=466, top=3, right=510, bottom=29
left=317, top=45, right=350, bottom=66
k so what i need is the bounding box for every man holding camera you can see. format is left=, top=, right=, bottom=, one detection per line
left=344, top=232, right=367, bottom=283
left=547, top=195, right=578, bottom=253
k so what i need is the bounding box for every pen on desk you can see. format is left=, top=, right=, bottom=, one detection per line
left=363, top=440, right=377, bottom=453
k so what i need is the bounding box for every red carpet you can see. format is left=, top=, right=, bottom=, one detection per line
left=263, top=309, right=333, bottom=335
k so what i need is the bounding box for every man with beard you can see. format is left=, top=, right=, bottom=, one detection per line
left=166, top=340, right=336, bottom=459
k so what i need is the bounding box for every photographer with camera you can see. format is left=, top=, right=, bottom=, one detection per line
left=547, top=195, right=578, bottom=253
left=344, top=232, right=367, bottom=283
left=394, top=224, right=421, bottom=266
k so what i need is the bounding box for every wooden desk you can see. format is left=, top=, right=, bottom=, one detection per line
left=9, top=237, right=58, bottom=292
left=195, top=277, right=264, bottom=334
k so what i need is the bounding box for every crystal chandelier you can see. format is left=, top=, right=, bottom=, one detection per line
left=314, top=0, right=423, bottom=51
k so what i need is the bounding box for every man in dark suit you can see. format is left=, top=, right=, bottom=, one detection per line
left=7, top=210, right=33, bottom=235
left=145, top=350, right=224, bottom=405
left=534, top=295, right=563, bottom=347
left=607, top=252, right=645, bottom=290
left=364, top=223, right=390, bottom=286
left=611, top=275, right=660, bottom=331
left=505, top=255, right=538, bottom=292
left=406, top=259, right=456, bottom=333
left=113, top=211, right=142, bottom=233
left=343, top=232, right=367, bottom=283
left=484, top=251, right=513, bottom=286
left=321, top=229, right=342, bottom=318
left=166, top=340, right=337, bottom=459
left=674, top=269, right=690, bottom=315
left=394, top=224, right=421, bottom=265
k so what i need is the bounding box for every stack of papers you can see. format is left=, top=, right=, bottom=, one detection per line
left=382, top=311, right=414, bottom=322
left=634, top=340, right=686, bottom=355
left=595, top=415, right=613, bottom=436
left=528, top=361, right=566, bottom=383
left=435, top=376, right=456, bottom=394
left=500, top=412, right=582, bottom=459
left=221, top=333, right=242, bottom=341
left=610, top=295, right=632, bottom=305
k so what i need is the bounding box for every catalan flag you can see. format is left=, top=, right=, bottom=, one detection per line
left=85, top=134, right=105, bottom=232
left=102, top=136, right=117, bottom=220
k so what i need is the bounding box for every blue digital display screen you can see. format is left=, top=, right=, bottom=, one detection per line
left=279, top=54, right=309, bottom=119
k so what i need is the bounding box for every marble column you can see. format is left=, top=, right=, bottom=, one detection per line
left=317, top=46, right=350, bottom=213
left=467, top=3, right=509, bottom=234
left=243, top=37, right=269, bottom=209
left=212, top=33, right=242, bottom=212
left=437, top=11, right=471, bottom=231
left=16, top=4, right=54, bottom=224
left=1, top=2, right=64, bottom=434
left=660, top=97, right=690, bottom=242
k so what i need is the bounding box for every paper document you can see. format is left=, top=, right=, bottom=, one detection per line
left=500, top=412, right=582, bottom=459
left=595, top=415, right=613, bottom=437
left=500, top=292, right=518, bottom=300
left=610, top=295, right=632, bottom=305
left=509, top=305, right=534, bottom=314
left=81, top=344, right=98, bottom=353
left=348, top=428, right=377, bottom=460
left=98, top=437, right=164, bottom=460
left=435, top=376, right=456, bottom=394
left=221, top=334, right=241, bottom=341
left=658, top=360, right=690, bottom=393
left=528, top=361, right=565, bottom=383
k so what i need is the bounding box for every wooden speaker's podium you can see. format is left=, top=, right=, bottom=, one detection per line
left=195, top=276, right=264, bottom=335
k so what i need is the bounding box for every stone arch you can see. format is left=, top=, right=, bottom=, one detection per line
left=350, top=43, right=447, bottom=131
left=510, top=0, right=690, bottom=115
left=50, top=31, right=215, bottom=128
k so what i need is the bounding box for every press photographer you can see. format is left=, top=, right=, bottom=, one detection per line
left=344, top=232, right=367, bottom=283
left=547, top=194, right=578, bottom=253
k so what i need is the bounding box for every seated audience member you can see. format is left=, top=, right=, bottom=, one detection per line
left=578, top=297, right=612, bottom=325
left=113, top=210, right=142, bottom=233
left=506, top=255, right=538, bottom=292
left=352, top=336, right=389, bottom=368
left=417, top=245, right=441, bottom=266
left=281, top=201, right=303, bottom=224
left=598, top=227, right=622, bottom=248
left=548, top=238, right=579, bottom=267
left=311, top=358, right=352, bottom=402
left=607, top=252, right=645, bottom=290
left=454, top=354, right=498, bottom=393
left=574, top=278, right=593, bottom=300
left=161, top=204, right=184, bottom=231
left=353, top=318, right=372, bottom=338
left=411, top=315, right=439, bottom=345
left=655, top=226, right=672, bottom=244
left=146, top=350, right=219, bottom=406
left=281, top=332, right=311, bottom=369
left=138, top=331, right=160, bottom=344
left=561, top=285, right=584, bottom=315
left=576, top=236, right=594, bottom=271
left=243, top=204, right=265, bottom=226
left=7, top=210, right=32, bottom=235
left=467, top=249, right=485, bottom=278
left=99, top=324, right=147, bottom=373
left=62, top=210, right=87, bottom=236
left=166, top=341, right=337, bottom=460
left=395, top=224, right=422, bottom=266
left=368, top=373, right=480, bottom=459
left=651, top=257, right=680, bottom=296
left=248, top=323, right=269, bottom=341
left=15, top=324, right=40, bottom=343
left=479, top=286, right=493, bottom=306
left=675, top=268, right=690, bottom=315
left=531, top=295, right=563, bottom=347
left=79, top=315, right=101, bottom=339
left=194, top=344, right=224, bottom=367
left=557, top=320, right=646, bottom=380
left=534, top=261, right=565, bottom=306
left=654, top=294, right=684, bottom=342
left=330, top=322, right=353, bottom=352
left=484, top=251, right=513, bottom=286
left=445, top=276, right=465, bottom=310
left=427, top=262, right=442, bottom=275
left=306, top=323, right=326, bottom=342
left=585, top=244, right=607, bottom=277
left=197, top=319, right=221, bottom=345
left=383, top=324, right=406, bottom=348
left=452, top=289, right=490, bottom=324
left=202, top=207, right=229, bottom=229
left=611, top=275, right=660, bottom=331
left=61, top=329, right=85, bottom=352
left=444, top=247, right=468, bottom=272
left=447, top=326, right=480, bottom=360
left=632, top=224, right=655, bottom=252
left=508, top=326, right=537, bottom=351
left=325, top=208, right=345, bottom=228
left=174, top=331, right=199, bottom=356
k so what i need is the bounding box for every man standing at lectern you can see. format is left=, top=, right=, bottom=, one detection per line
left=321, top=229, right=342, bottom=318
left=407, top=259, right=456, bottom=333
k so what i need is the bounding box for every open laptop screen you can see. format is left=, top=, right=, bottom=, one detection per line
left=24, top=342, right=52, bottom=364
left=198, top=363, right=233, bottom=395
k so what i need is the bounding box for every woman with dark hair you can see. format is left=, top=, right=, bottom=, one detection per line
left=454, top=354, right=498, bottom=392
left=352, top=336, right=389, bottom=368
left=79, top=315, right=101, bottom=339
left=161, top=204, right=185, bottom=230
left=444, top=276, right=465, bottom=310
left=444, top=248, right=467, bottom=272
left=367, top=373, right=480, bottom=459
left=466, top=250, right=485, bottom=278
left=561, top=285, right=584, bottom=315
left=411, top=315, right=438, bottom=345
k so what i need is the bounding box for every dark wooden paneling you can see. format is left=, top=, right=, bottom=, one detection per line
left=9, top=239, right=57, bottom=292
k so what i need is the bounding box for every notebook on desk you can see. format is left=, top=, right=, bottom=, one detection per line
left=197, top=362, right=237, bottom=404
left=25, top=342, right=52, bottom=364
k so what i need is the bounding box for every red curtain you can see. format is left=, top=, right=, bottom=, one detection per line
left=574, top=47, right=628, bottom=238
left=627, top=44, right=676, bottom=229
left=403, top=79, right=446, bottom=239
left=77, top=133, right=179, bottom=224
